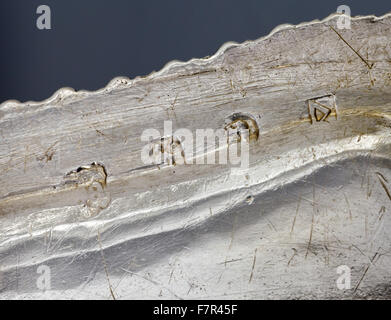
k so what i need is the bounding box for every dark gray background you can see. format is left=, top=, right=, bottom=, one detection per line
left=0, top=0, right=389, bottom=103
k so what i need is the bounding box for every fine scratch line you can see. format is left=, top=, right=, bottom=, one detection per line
left=305, top=214, right=314, bottom=259
left=290, top=197, right=301, bottom=235
left=249, top=248, right=258, bottom=283
left=376, top=172, right=388, bottom=183
left=343, top=193, right=353, bottom=220
left=97, top=230, right=116, bottom=300
left=287, top=248, right=298, bottom=266
left=354, top=251, right=379, bottom=294
left=120, top=268, right=183, bottom=300
left=377, top=176, right=391, bottom=201
left=306, top=182, right=316, bottom=259
left=329, top=26, right=374, bottom=69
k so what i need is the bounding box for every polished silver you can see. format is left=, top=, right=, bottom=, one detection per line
left=0, top=13, right=391, bottom=299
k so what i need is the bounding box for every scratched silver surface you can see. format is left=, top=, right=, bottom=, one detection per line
left=0, top=13, right=391, bottom=299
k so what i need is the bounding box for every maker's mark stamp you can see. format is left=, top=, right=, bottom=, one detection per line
left=307, top=95, right=338, bottom=124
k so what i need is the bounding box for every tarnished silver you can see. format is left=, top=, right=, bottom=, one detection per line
left=0, top=13, right=391, bottom=299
